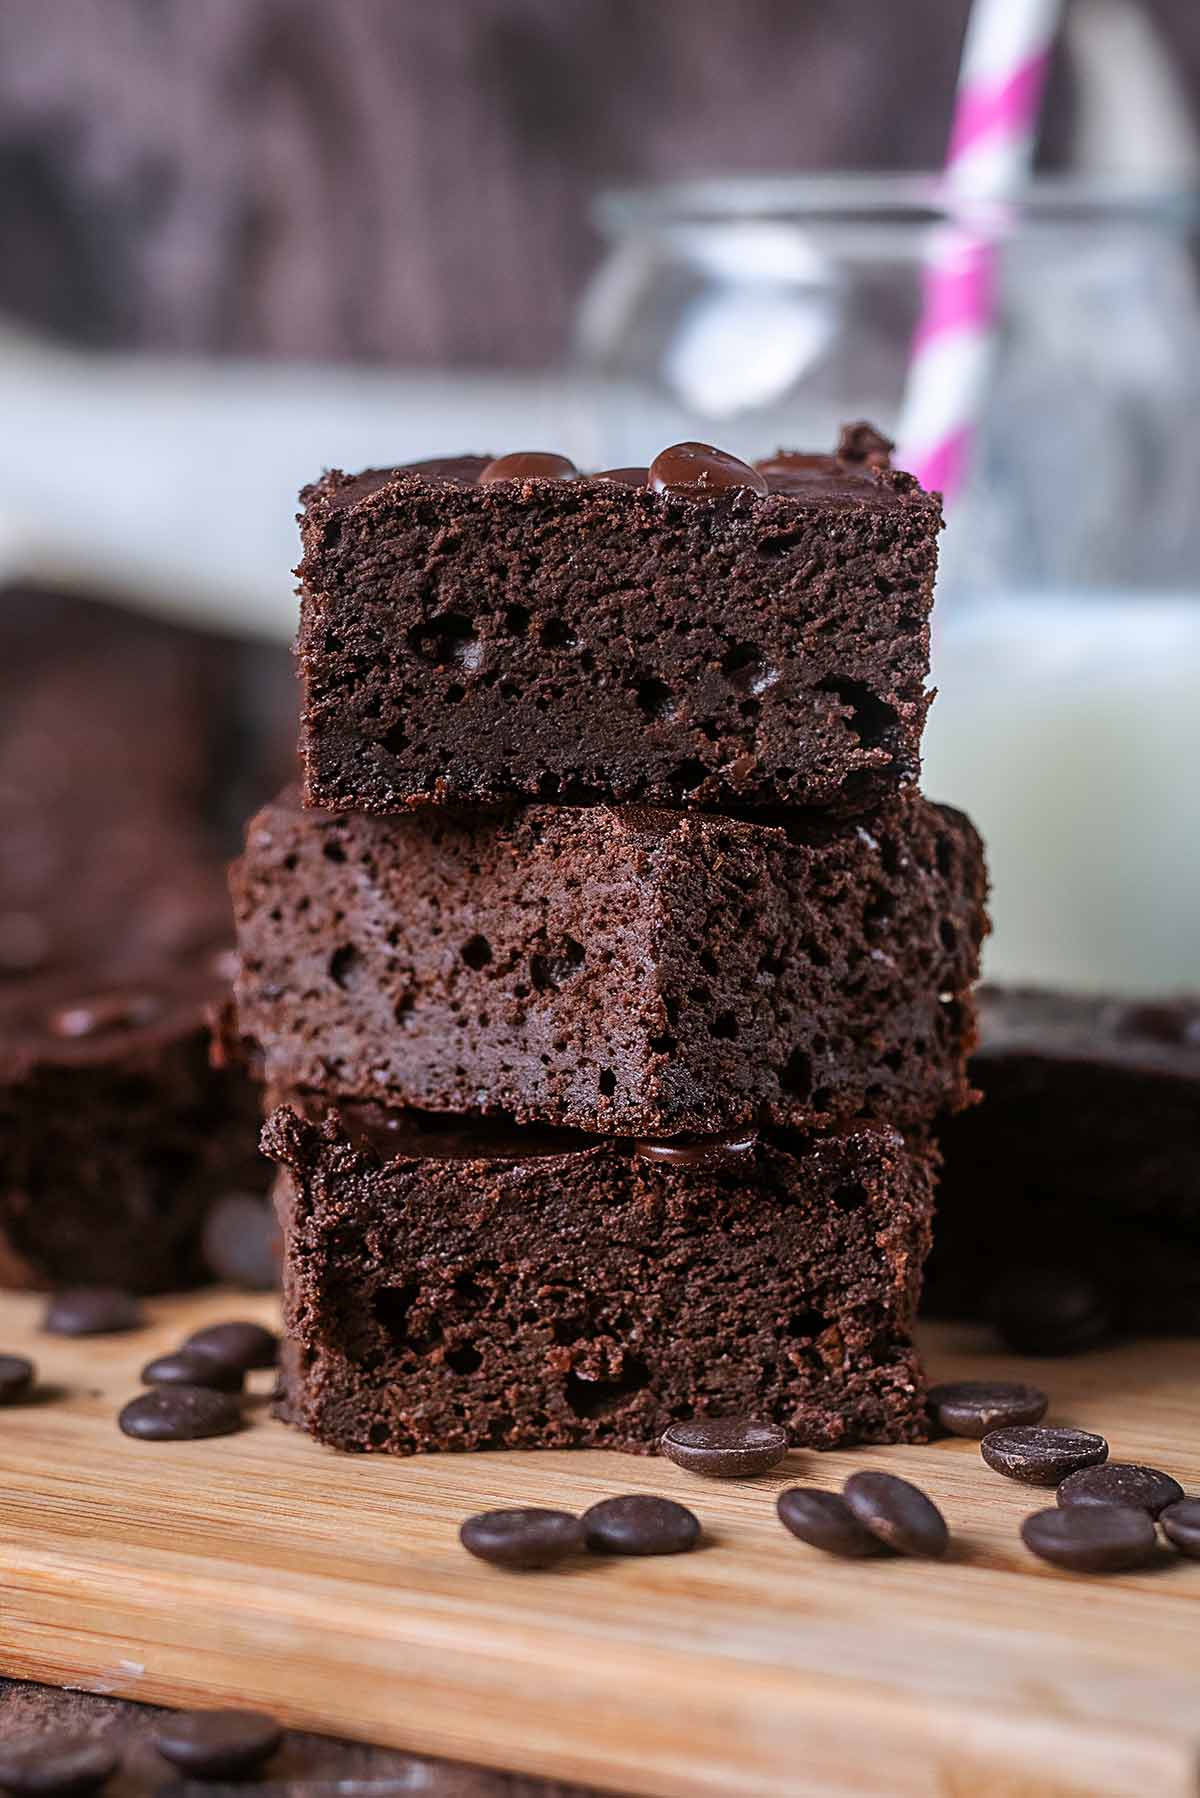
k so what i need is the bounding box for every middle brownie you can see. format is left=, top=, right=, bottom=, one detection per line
left=232, top=788, right=986, bottom=1136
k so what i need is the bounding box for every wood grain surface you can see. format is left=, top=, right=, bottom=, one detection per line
left=0, top=1288, right=1198, bottom=1798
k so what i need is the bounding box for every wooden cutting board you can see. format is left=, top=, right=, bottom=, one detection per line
left=0, top=1288, right=1197, bottom=1798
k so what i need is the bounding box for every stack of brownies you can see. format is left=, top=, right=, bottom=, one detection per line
left=231, top=429, right=988, bottom=1456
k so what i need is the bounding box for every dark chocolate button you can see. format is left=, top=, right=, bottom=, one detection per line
left=152, top=1708, right=282, bottom=1779
left=1057, top=1462, right=1184, bottom=1518
left=776, top=1487, right=886, bottom=1558
left=1160, top=1498, right=1200, bottom=1557
left=980, top=1425, right=1109, bottom=1487
left=44, top=1288, right=141, bottom=1337
left=1020, top=1505, right=1157, bottom=1574
left=183, top=1320, right=279, bottom=1372
left=0, top=1735, right=118, bottom=1796
left=141, top=1350, right=244, bottom=1395
left=988, top=1268, right=1110, bottom=1357
left=48, top=992, right=160, bottom=1039
left=118, top=1385, right=242, bottom=1442
left=202, top=1194, right=280, bottom=1292
left=459, top=1508, right=584, bottom=1570
left=633, top=1132, right=758, bottom=1167
left=927, top=1379, right=1048, bottom=1440
left=648, top=442, right=769, bottom=499
left=842, top=1470, right=949, bottom=1558
left=593, top=466, right=649, bottom=486
left=0, top=1353, right=35, bottom=1404
left=583, top=1494, right=700, bottom=1556
left=660, top=1416, right=787, bottom=1478
left=478, top=451, right=577, bottom=484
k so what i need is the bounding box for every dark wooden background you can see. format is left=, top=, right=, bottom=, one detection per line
left=2, top=0, right=1197, bottom=368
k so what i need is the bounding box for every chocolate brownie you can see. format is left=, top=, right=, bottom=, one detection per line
left=265, top=1100, right=937, bottom=1455
left=295, top=432, right=940, bottom=818
left=231, top=789, right=986, bottom=1136
left=926, top=987, right=1200, bottom=1333
left=0, top=953, right=268, bottom=1292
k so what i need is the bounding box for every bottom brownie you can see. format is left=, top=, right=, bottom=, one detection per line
left=0, top=955, right=269, bottom=1292
left=926, top=987, right=1200, bottom=1334
left=263, top=1101, right=936, bottom=1455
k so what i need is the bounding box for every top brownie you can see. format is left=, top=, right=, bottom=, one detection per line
left=296, top=430, right=941, bottom=817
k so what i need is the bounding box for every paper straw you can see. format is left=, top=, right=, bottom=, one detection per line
left=897, top=0, right=1060, bottom=500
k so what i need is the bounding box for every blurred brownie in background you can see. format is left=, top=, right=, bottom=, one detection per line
left=926, top=986, right=1200, bottom=1334
left=0, top=586, right=292, bottom=1290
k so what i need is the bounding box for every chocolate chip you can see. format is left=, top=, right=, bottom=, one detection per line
left=842, top=1470, right=949, bottom=1558
left=0, top=1735, right=118, bottom=1796
left=648, top=442, right=769, bottom=499
left=980, top=1425, right=1109, bottom=1487
left=1160, top=1498, right=1200, bottom=1557
left=141, top=1350, right=244, bottom=1394
left=1057, top=1462, right=1184, bottom=1518
left=183, top=1320, right=279, bottom=1373
left=152, top=1708, right=282, bottom=1779
left=988, top=1268, right=1110, bottom=1357
left=48, top=992, right=160, bottom=1038
left=118, top=1385, right=242, bottom=1442
left=44, top=1288, right=141, bottom=1337
left=202, top=1193, right=280, bottom=1291
left=593, top=466, right=649, bottom=486
left=776, top=1487, right=886, bottom=1558
left=1020, top=1505, right=1157, bottom=1574
left=926, top=1379, right=1049, bottom=1439
left=582, top=1495, right=700, bottom=1556
left=660, top=1416, right=787, bottom=1478
left=0, top=1353, right=35, bottom=1404
left=478, top=451, right=577, bottom=484
left=633, top=1132, right=758, bottom=1167
left=459, top=1508, right=584, bottom=1570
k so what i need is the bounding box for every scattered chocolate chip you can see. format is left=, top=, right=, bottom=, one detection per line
left=43, top=1288, right=141, bottom=1337
left=118, top=1385, right=242, bottom=1442
left=660, top=1416, right=787, bottom=1479
left=980, top=1425, right=1109, bottom=1487
left=632, top=1132, right=758, bottom=1167
left=1160, top=1498, right=1200, bottom=1558
left=593, top=466, right=649, bottom=486
left=141, top=1350, right=244, bottom=1394
left=48, top=992, right=160, bottom=1038
left=1057, top=1462, right=1184, bottom=1518
left=927, top=1379, right=1048, bottom=1439
left=776, top=1487, right=886, bottom=1558
left=1020, top=1505, right=1157, bottom=1574
left=152, top=1708, right=282, bottom=1779
left=0, top=1735, right=118, bottom=1796
left=201, top=1193, right=280, bottom=1292
left=583, top=1494, right=700, bottom=1556
left=183, top=1320, right=279, bottom=1373
left=0, top=1353, right=35, bottom=1404
left=459, top=1508, right=584, bottom=1570
left=988, top=1268, right=1110, bottom=1357
left=842, top=1470, right=949, bottom=1558
left=648, top=441, right=769, bottom=499
left=478, top=451, right=577, bottom=484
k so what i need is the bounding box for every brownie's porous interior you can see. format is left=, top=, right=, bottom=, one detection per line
left=297, top=443, right=940, bottom=817
left=232, top=789, right=986, bottom=1135
left=266, top=1101, right=936, bottom=1455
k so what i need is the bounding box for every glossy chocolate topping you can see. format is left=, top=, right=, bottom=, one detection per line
left=649, top=441, right=769, bottom=498
left=593, top=466, right=650, bottom=486
left=632, top=1131, right=759, bottom=1166
left=479, top=451, right=577, bottom=484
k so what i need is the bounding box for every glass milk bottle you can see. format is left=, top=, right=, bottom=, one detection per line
left=573, top=176, right=1200, bottom=993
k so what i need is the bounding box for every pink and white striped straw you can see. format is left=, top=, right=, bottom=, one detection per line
left=897, top=0, right=1060, bottom=500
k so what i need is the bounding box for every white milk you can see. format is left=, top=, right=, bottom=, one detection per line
left=922, top=592, right=1200, bottom=995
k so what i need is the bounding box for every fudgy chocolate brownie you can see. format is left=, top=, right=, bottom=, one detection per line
left=0, top=954, right=267, bottom=1292
left=231, top=789, right=986, bottom=1136
left=296, top=432, right=940, bottom=818
left=926, top=987, right=1200, bottom=1333
left=265, top=1099, right=937, bottom=1455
